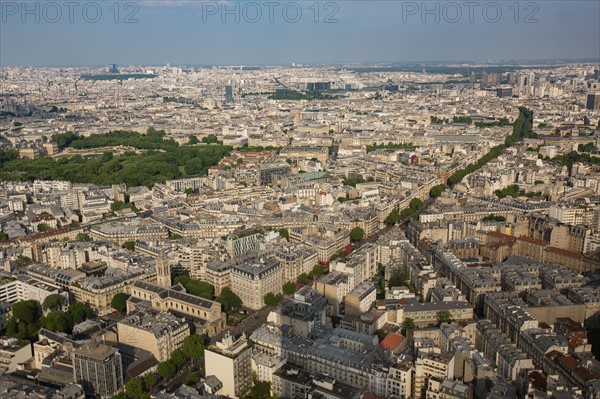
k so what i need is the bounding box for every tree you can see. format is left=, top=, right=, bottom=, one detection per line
left=171, top=350, right=186, bottom=369
left=122, top=241, right=135, bottom=251
left=12, top=300, right=40, bottom=324
left=184, top=372, right=200, bottom=386
left=111, top=293, right=130, bottom=315
left=143, top=373, right=156, bottom=392
left=401, top=318, right=415, bottom=335
left=173, top=276, right=214, bottom=300
left=0, top=231, right=8, bottom=241
left=157, top=361, right=176, bottom=379
left=76, top=233, right=91, bottom=242
left=184, top=158, right=203, bottom=175
left=182, top=334, right=205, bottom=365
left=409, top=198, right=424, bottom=211
left=384, top=209, right=401, bottom=226
left=283, top=281, right=296, bottom=295
left=297, top=273, right=312, bottom=285
left=201, top=134, right=220, bottom=144
left=264, top=292, right=283, bottom=306
left=16, top=256, right=32, bottom=268
left=68, top=302, right=93, bottom=324
left=37, top=223, right=50, bottom=232
left=188, top=135, right=200, bottom=145
left=217, top=287, right=242, bottom=311
left=429, top=184, right=447, bottom=198
left=278, top=228, right=290, bottom=241
left=42, top=311, right=73, bottom=333
left=43, top=294, right=64, bottom=311
left=350, top=227, right=364, bottom=242
left=9, top=300, right=42, bottom=342
left=388, top=268, right=409, bottom=288
left=125, top=378, right=143, bottom=399
left=437, top=310, right=454, bottom=325
left=308, top=264, right=325, bottom=279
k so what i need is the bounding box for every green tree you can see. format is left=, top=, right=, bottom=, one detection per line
left=184, top=372, right=200, bottom=386
left=388, top=268, right=410, bottom=287
left=217, top=287, right=242, bottom=311
left=171, top=350, right=186, bottom=369
left=173, top=276, right=214, bottom=300
left=188, top=135, right=200, bottom=145
left=12, top=300, right=40, bottom=324
left=76, top=233, right=91, bottom=242
left=201, top=134, right=221, bottom=144
left=68, top=302, right=93, bottom=324
left=264, top=292, right=283, bottom=306
left=9, top=300, right=42, bottom=342
left=157, top=361, right=176, bottom=379
left=278, top=228, right=290, bottom=241
left=37, top=223, right=50, bottom=232
left=350, top=227, right=364, bottom=242
left=0, top=231, right=8, bottom=241
left=429, top=184, right=447, bottom=198
left=401, top=318, right=415, bottom=335
left=42, top=311, right=73, bottom=333
left=184, top=158, right=203, bottom=175
left=143, top=373, right=156, bottom=392
left=111, top=293, right=130, bottom=315
left=125, top=378, right=143, bottom=399
left=298, top=273, right=312, bottom=285
left=384, top=209, right=401, bottom=226
left=283, top=281, right=296, bottom=295
left=482, top=214, right=506, bottom=222
left=308, top=264, right=325, bottom=279
left=437, top=310, right=454, bottom=325
left=43, top=294, right=64, bottom=311
left=122, top=241, right=135, bottom=251
left=16, top=256, right=32, bottom=268
left=182, top=334, right=205, bottom=365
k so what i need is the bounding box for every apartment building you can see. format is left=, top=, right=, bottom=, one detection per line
left=73, top=342, right=123, bottom=399
left=231, top=257, right=283, bottom=310
left=204, top=334, right=252, bottom=399
left=117, top=309, right=190, bottom=362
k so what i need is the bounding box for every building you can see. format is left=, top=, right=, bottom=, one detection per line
left=73, top=342, right=123, bottom=399
left=225, top=85, right=234, bottom=103
left=344, top=282, right=376, bottom=317
left=231, top=257, right=283, bottom=310
left=259, top=163, right=291, bottom=186
left=128, top=280, right=226, bottom=335
left=224, top=228, right=263, bottom=258
left=0, top=274, right=65, bottom=305
left=117, top=309, right=190, bottom=362
left=0, top=337, right=32, bottom=373
left=497, top=86, right=513, bottom=98
left=586, top=93, right=600, bottom=110
left=204, top=333, right=252, bottom=399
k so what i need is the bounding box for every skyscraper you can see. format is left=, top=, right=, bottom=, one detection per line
left=225, top=85, right=234, bottom=103
left=586, top=93, right=600, bottom=110
left=73, top=342, right=123, bottom=399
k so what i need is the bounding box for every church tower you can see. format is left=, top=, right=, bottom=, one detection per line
left=156, top=251, right=171, bottom=288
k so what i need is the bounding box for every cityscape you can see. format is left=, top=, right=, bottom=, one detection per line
left=1, top=2, right=600, bottom=399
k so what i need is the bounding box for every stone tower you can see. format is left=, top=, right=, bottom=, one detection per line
left=156, top=251, right=171, bottom=288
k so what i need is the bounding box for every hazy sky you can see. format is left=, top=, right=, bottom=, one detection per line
left=1, top=0, right=599, bottom=66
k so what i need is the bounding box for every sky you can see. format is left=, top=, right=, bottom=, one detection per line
left=0, top=0, right=599, bottom=67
